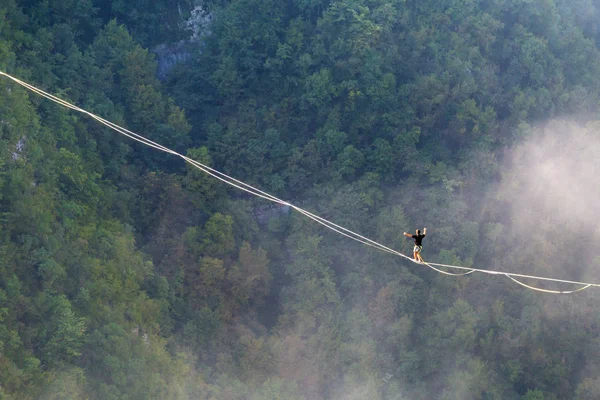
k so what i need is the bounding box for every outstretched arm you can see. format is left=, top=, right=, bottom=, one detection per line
left=423, top=227, right=427, bottom=236
left=403, top=232, right=412, bottom=237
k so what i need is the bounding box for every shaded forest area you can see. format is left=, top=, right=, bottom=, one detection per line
left=1, top=0, right=600, bottom=398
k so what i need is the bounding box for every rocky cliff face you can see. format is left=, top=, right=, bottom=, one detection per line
left=154, top=41, right=192, bottom=79
left=185, top=5, right=212, bottom=42
left=153, top=5, right=212, bottom=79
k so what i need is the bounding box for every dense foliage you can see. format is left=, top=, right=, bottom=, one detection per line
left=1, top=0, right=600, bottom=398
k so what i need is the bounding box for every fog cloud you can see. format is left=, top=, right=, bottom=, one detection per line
left=495, top=120, right=600, bottom=284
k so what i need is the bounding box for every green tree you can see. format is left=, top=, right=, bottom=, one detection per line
left=227, top=242, right=272, bottom=308
left=37, top=294, right=86, bottom=367
left=200, top=213, right=235, bottom=257
left=251, top=377, right=303, bottom=400
left=522, top=389, right=545, bottom=400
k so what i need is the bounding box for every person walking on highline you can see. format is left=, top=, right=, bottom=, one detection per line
left=403, top=228, right=427, bottom=263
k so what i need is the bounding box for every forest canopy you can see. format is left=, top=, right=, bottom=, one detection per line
left=1, top=0, right=600, bottom=399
